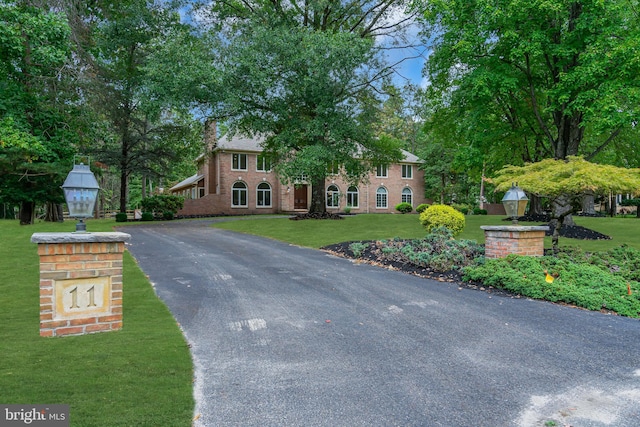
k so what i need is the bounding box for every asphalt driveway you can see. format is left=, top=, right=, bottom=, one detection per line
left=123, top=219, right=640, bottom=427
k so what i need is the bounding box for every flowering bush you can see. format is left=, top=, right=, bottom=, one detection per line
left=419, top=204, right=465, bottom=236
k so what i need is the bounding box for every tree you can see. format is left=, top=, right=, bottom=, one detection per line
left=418, top=0, right=640, bottom=220
left=192, top=0, right=416, bottom=212
left=0, top=3, right=83, bottom=224
left=84, top=1, right=203, bottom=213
left=492, top=156, right=640, bottom=251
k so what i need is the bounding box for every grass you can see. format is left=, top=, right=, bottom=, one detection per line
left=0, top=219, right=194, bottom=426
left=212, top=213, right=640, bottom=251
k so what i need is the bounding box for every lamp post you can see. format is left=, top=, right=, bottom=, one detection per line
left=62, top=161, right=100, bottom=233
left=501, top=183, right=529, bottom=224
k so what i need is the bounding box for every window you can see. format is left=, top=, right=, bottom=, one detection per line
left=346, top=186, right=359, bottom=208
left=256, top=182, right=272, bottom=207
left=232, top=153, right=247, bottom=171
left=326, top=184, right=340, bottom=208
left=376, top=164, right=388, bottom=178
left=232, top=182, right=247, bottom=207
left=401, top=187, right=413, bottom=205
left=257, top=154, right=271, bottom=172
left=376, top=187, right=388, bottom=208
left=402, top=164, right=413, bottom=179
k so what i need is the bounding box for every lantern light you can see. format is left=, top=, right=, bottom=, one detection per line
left=61, top=161, right=100, bottom=233
left=501, top=183, right=529, bottom=225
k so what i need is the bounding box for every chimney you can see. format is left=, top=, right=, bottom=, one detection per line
left=205, top=119, right=217, bottom=151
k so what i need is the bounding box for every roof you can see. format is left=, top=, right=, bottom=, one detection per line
left=401, top=149, right=423, bottom=164
left=216, top=133, right=266, bottom=152
left=169, top=174, right=204, bottom=191
left=215, top=134, right=423, bottom=163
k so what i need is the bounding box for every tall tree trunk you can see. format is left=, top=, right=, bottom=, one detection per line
left=44, top=202, right=64, bottom=222
left=528, top=194, right=544, bottom=216
left=309, top=177, right=326, bottom=213
left=119, top=168, right=128, bottom=213
left=552, top=194, right=576, bottom=226
left=19, top=201, right=35, bottom=225
left=609, top=193, right=617, bottom=217
left=142, top=174, right=147, bottom=200
left=581, top=192, right=595, bottom=215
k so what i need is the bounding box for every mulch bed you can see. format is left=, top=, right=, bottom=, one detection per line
left=321, top=240, right=517, bottom=297
left=320, top=219, right=612, bottom=298
left=289, top=212, right=344, bottom=220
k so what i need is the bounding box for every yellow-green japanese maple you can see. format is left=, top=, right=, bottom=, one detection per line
left=493, top=156, right=640, bottom=250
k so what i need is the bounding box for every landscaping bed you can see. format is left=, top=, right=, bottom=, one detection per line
left=322, top=226, right=640, bottom=318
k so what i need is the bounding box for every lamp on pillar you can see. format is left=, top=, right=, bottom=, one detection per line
left=62, top=160, right=100, bottom=233
left=501, top=183, right=529, bottom=225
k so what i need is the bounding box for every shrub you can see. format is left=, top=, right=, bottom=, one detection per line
left=115, top=212, right=128, bottom=223
left=344, top=205, right=352, bottom=215
left=463, top=255, right=640, bottom=317
left=419, top=204, right=466, bottom=237
left=452, top=203, right=470, bottom=215
left=163, top=211, right=174, bottom=221
left=395, top=202, right=413, bottom=214
left=349, top=242, right=368, bottom=258
left=416, top=203, right=429, bottom=214
left=141, top=212, right=154, bottom=221
left=472, top=207, right=488, bottom=215
left=140, top=194, right=184, bottom=218
left=373, top=227, right=483, bottom=272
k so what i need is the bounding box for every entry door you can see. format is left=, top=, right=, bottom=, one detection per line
left=294, top=185, right=308, bottom=210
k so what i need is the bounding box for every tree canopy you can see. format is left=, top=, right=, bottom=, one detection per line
left=191, top=0, right=415, bottom=211
left=418, top=0, right=640, bottom=165
left=492, top=156, right=640, bottom=248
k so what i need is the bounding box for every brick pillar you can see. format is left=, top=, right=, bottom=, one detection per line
left=31, top=232, right=131, bottom=337
left=481, top=226, right=549, bottom=259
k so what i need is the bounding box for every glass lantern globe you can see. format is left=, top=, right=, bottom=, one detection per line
left=501, top=183, right=529, bottom=224
left=62, top=163, right=100, bottom=232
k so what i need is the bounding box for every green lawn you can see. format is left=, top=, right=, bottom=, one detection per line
left=0, top=219, right=193, bottom=426
left=213, top=213, right=640, bottom=252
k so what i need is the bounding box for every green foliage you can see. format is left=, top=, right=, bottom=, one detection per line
left=162, top=211, right=174, bottom=221
left=493, top=157, right=640, bottom=198
left=349, top=242, right=368, bottom=258
left=472, top=208, right=487, bottom=215
left=416, top=203, right=429, bottom=214
left=140, top=195, right=184, bottom=216
left=87, top=2, right=203, bottom=212
left=194, top=0, right=408, bottom=212
left=419, top=204, right=466, bottom=236
left=371, top=227, right=484, bottom=272
left=452, top=203, right=470, bottom=215
left=0, top=5, right=80, bottom=215
left=395, top=202, right=413, bottom=214
left=141, top=212, right=154, bottom=221
left=620, top=198, right=640, bottom=207
left=419, top=0, right=640, bottom=166
left=115, top=212, right=128, bottom=223
left=463, top=253, right=640, bottom=318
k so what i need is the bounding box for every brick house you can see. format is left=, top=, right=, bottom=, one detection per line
left=170, top=127, right=428, bottom=216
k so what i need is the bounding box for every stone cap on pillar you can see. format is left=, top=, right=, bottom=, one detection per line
left=480, top=225, right=549, bottom=232
left=31, top=232, right=131, bottom=244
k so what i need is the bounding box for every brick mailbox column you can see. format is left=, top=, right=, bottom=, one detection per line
left=481, top=226, right=549, bottom=259
left=31, top=232, right=131, bottom=337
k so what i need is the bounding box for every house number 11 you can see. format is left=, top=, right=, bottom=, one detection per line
left=69, top=285, right=97, bottom=309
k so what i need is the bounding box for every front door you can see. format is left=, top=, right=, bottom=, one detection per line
left=294, top=185, right=308, bottom=210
